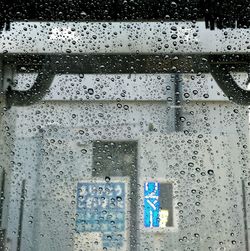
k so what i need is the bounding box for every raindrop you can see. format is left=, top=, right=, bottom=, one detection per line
left=170, top=1, right=178, bottom=8
left=88, top=88, right=94, bottom=95
left=171, top=34, right=178, bottom=40
left=207, top=169, right=214, bottom=175
left=81, top=149, right=87, bottom=154
left=105, top=177, right=110, bottom=183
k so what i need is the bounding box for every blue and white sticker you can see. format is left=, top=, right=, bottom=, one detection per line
left=144, top=182, right=160, bottom=227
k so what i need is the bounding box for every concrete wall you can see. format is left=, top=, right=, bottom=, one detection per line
left=0, top=72, right=249, bottom=251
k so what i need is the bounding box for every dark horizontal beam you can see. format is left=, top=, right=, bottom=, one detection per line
left=0, top=0, right=250, bottom=30
left=4, top=54, right=250, bottom=107
left=3, top=54, right=250, bottom=74
left=3, top=54, right=211, bottom=74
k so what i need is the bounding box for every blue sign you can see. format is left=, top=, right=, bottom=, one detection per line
left=76, top=181, right=126, bottom=248
left=144, top=182, right=160, bottom=227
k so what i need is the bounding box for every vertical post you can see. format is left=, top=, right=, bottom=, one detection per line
left=0, top=58, right=6, bottom=251
left=0, top=169, right=6, bottom=251
left=0, top=169, right=5, bottom=226
left=174, top=74, right=182, bottom=132
left=17, top=180, right=26, bottom=251
left=242, top=179, right=249, bottom=251
left=0, top=59, right=4, bottom=225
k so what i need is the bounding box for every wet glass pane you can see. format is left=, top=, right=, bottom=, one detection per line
left=0, top=1, right=250, bottom=251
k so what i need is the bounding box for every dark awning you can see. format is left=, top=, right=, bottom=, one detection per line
left=0, top=0, right=249, bottom=30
